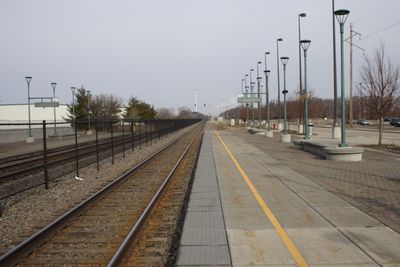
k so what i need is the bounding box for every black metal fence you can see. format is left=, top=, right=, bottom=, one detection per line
left=0, top=119, right=201, bottom=199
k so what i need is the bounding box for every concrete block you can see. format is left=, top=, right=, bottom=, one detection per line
left=280, top=133, right=291, bottom=143
left=298, top=124, right=304, bottom=134
left=26, top=136, right=35, bottom=143
left=332, top=126, right=341, bottom=139
left=324, top=146, right=364, bottom=162
left=266, top=130, right=274, bottom=137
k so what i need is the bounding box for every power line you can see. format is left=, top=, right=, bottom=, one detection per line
left=359, top=19, right=400, bottom=41
left=352, top=0, right=395, bottom=23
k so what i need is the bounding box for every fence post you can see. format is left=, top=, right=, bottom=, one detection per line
left=139, top=122, right=142, bottom=150
left=145, top=122, right=148, bottom=147
left=74, top=119, right=79, bottom=178
left=42, top=120, right=49, bottom=190
left=122, top=120, right=125, bottom=158
left=131, top=121, right=134, bottom=151
left=95, top=120, right=100, bottom=171
left=111, top=121, right=114, bottom=164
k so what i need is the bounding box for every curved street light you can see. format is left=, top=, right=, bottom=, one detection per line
left=276, top=38, right=283, bottom=128
left=298, top=13, right=306, bottom=129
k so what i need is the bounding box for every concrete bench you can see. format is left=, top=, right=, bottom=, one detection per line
left=246, top=127, right=266, bottom=136
left=293, top=139, right=363, bottom=162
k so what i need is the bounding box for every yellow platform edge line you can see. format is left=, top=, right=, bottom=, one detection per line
left=214, top=130, right=308, bottom=267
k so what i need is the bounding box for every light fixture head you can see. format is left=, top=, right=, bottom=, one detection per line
left=265, top=51, right=270, bottom=55
left=280, top=57, right=289, bottom=65
left=71, top=86, right=76, bottom=91
left=282, top=89, right=288, bottom=95
left=257, top=61, right=262, bottom=65
left=25, top=76, right=32, bottom=83
left=51, top=82, right=57, bottom=89
left=264, top=70, right=271, bottom=77
left=334, top=9, right=350, bottom=24
left=250, top=68, right=254, bottom=71
left=299, top=13, right=306, bottom=17
left=300, top=39, right=311, bottom=51
left=245, top=74, right=249, bottom=77
left=277, top=38, right=283, bottom=42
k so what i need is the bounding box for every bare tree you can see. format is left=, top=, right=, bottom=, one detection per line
left=359, top=44, right=400, bottom=145
left=156, top=108, right=175, bottom=119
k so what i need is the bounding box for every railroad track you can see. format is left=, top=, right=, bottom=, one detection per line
left=0, top=122, right=204, bottom=266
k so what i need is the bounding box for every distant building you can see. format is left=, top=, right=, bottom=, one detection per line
left=0, top=103, right=69, bottom=123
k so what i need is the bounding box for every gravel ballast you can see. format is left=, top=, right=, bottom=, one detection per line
left=0, top=125, right=195, bottom=255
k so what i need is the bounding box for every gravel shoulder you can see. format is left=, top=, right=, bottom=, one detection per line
left=0, top=125, right=195, bottom=255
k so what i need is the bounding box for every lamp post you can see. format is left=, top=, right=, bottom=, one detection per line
left=264, top=70, right=271, bottom=131
left=281, top=57, right=289, bottom=134
left=241, top=78, right=245, bottom=125
left=332, top=0, right=339, bottom=138
left=264, top=52, right=271, bottom=131
left=250, top=68, right=255, bottom=128
left=334, top=9, right=350, bottom=147
left=298, top=13, right=306, bottom=129
left=244, top=74, right=249, bottom=127
left=257, top=61, right=262, bottom=128
left=276, top=38, right=283, bottom=129
left=25, top=76, right=33, bottom=139
left=51, top=82, right=57, bottom=135
left=300, top=40, right=311, bottom=139
left=71, top=87, right=76, bottom=119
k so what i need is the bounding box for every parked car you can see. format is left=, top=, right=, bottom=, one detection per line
left=384, top=116, right=394, bottom=122
left=393, top=120, right=400, bottom=127
left=356, top=119, right=369, bottom=125
left=390, top=118, right=400, bottom=126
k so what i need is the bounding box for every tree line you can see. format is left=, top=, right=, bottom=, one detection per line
left=64, top=89, right=204, bottom=123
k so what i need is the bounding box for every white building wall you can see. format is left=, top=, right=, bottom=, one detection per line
left=0, top=104, right=69, bottom=123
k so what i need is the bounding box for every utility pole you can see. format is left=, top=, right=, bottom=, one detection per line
left=346, top=23, right=364, bottom=128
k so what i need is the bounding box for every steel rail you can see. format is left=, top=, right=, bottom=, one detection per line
left=108, top=123, right=203, bottom=266
left=0, top=123, right=203, bottom=267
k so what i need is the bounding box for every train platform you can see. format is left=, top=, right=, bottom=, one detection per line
left=176, top=129, right=400, bottom=266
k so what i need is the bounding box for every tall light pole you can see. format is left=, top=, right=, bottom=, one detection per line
left=71, top=87, right=76, bottom=119
left=281, top=57, right=289, bottom=134
left=241, top=78, right=245, bottom=124
left=332, top=0, right=339, bottom=138
left=298, top=13, right=306, bottom=129
left=25, top=76, right=33, bottom=139
left=250, top=68, right=255, bottom=128
left=264, top=52, right=270, bottom=130
left=257, top=61, right=262, bottom=128
left=301, top=40, right=311, bottom=139
left=334, top=9, right=350, bottom=147
left=244, top=74, right=249, bottom=127
left=51, top=82, right=57, bottom=135
left=276, top=38, right=283, bottom=129
left=264, top=70, right=271, bottom=131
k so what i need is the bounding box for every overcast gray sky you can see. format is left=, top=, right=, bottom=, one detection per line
left=1, top=0, right=399, bottom=115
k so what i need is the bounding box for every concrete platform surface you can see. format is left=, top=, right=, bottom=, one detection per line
left=176, top=129, right=400, bottom=266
